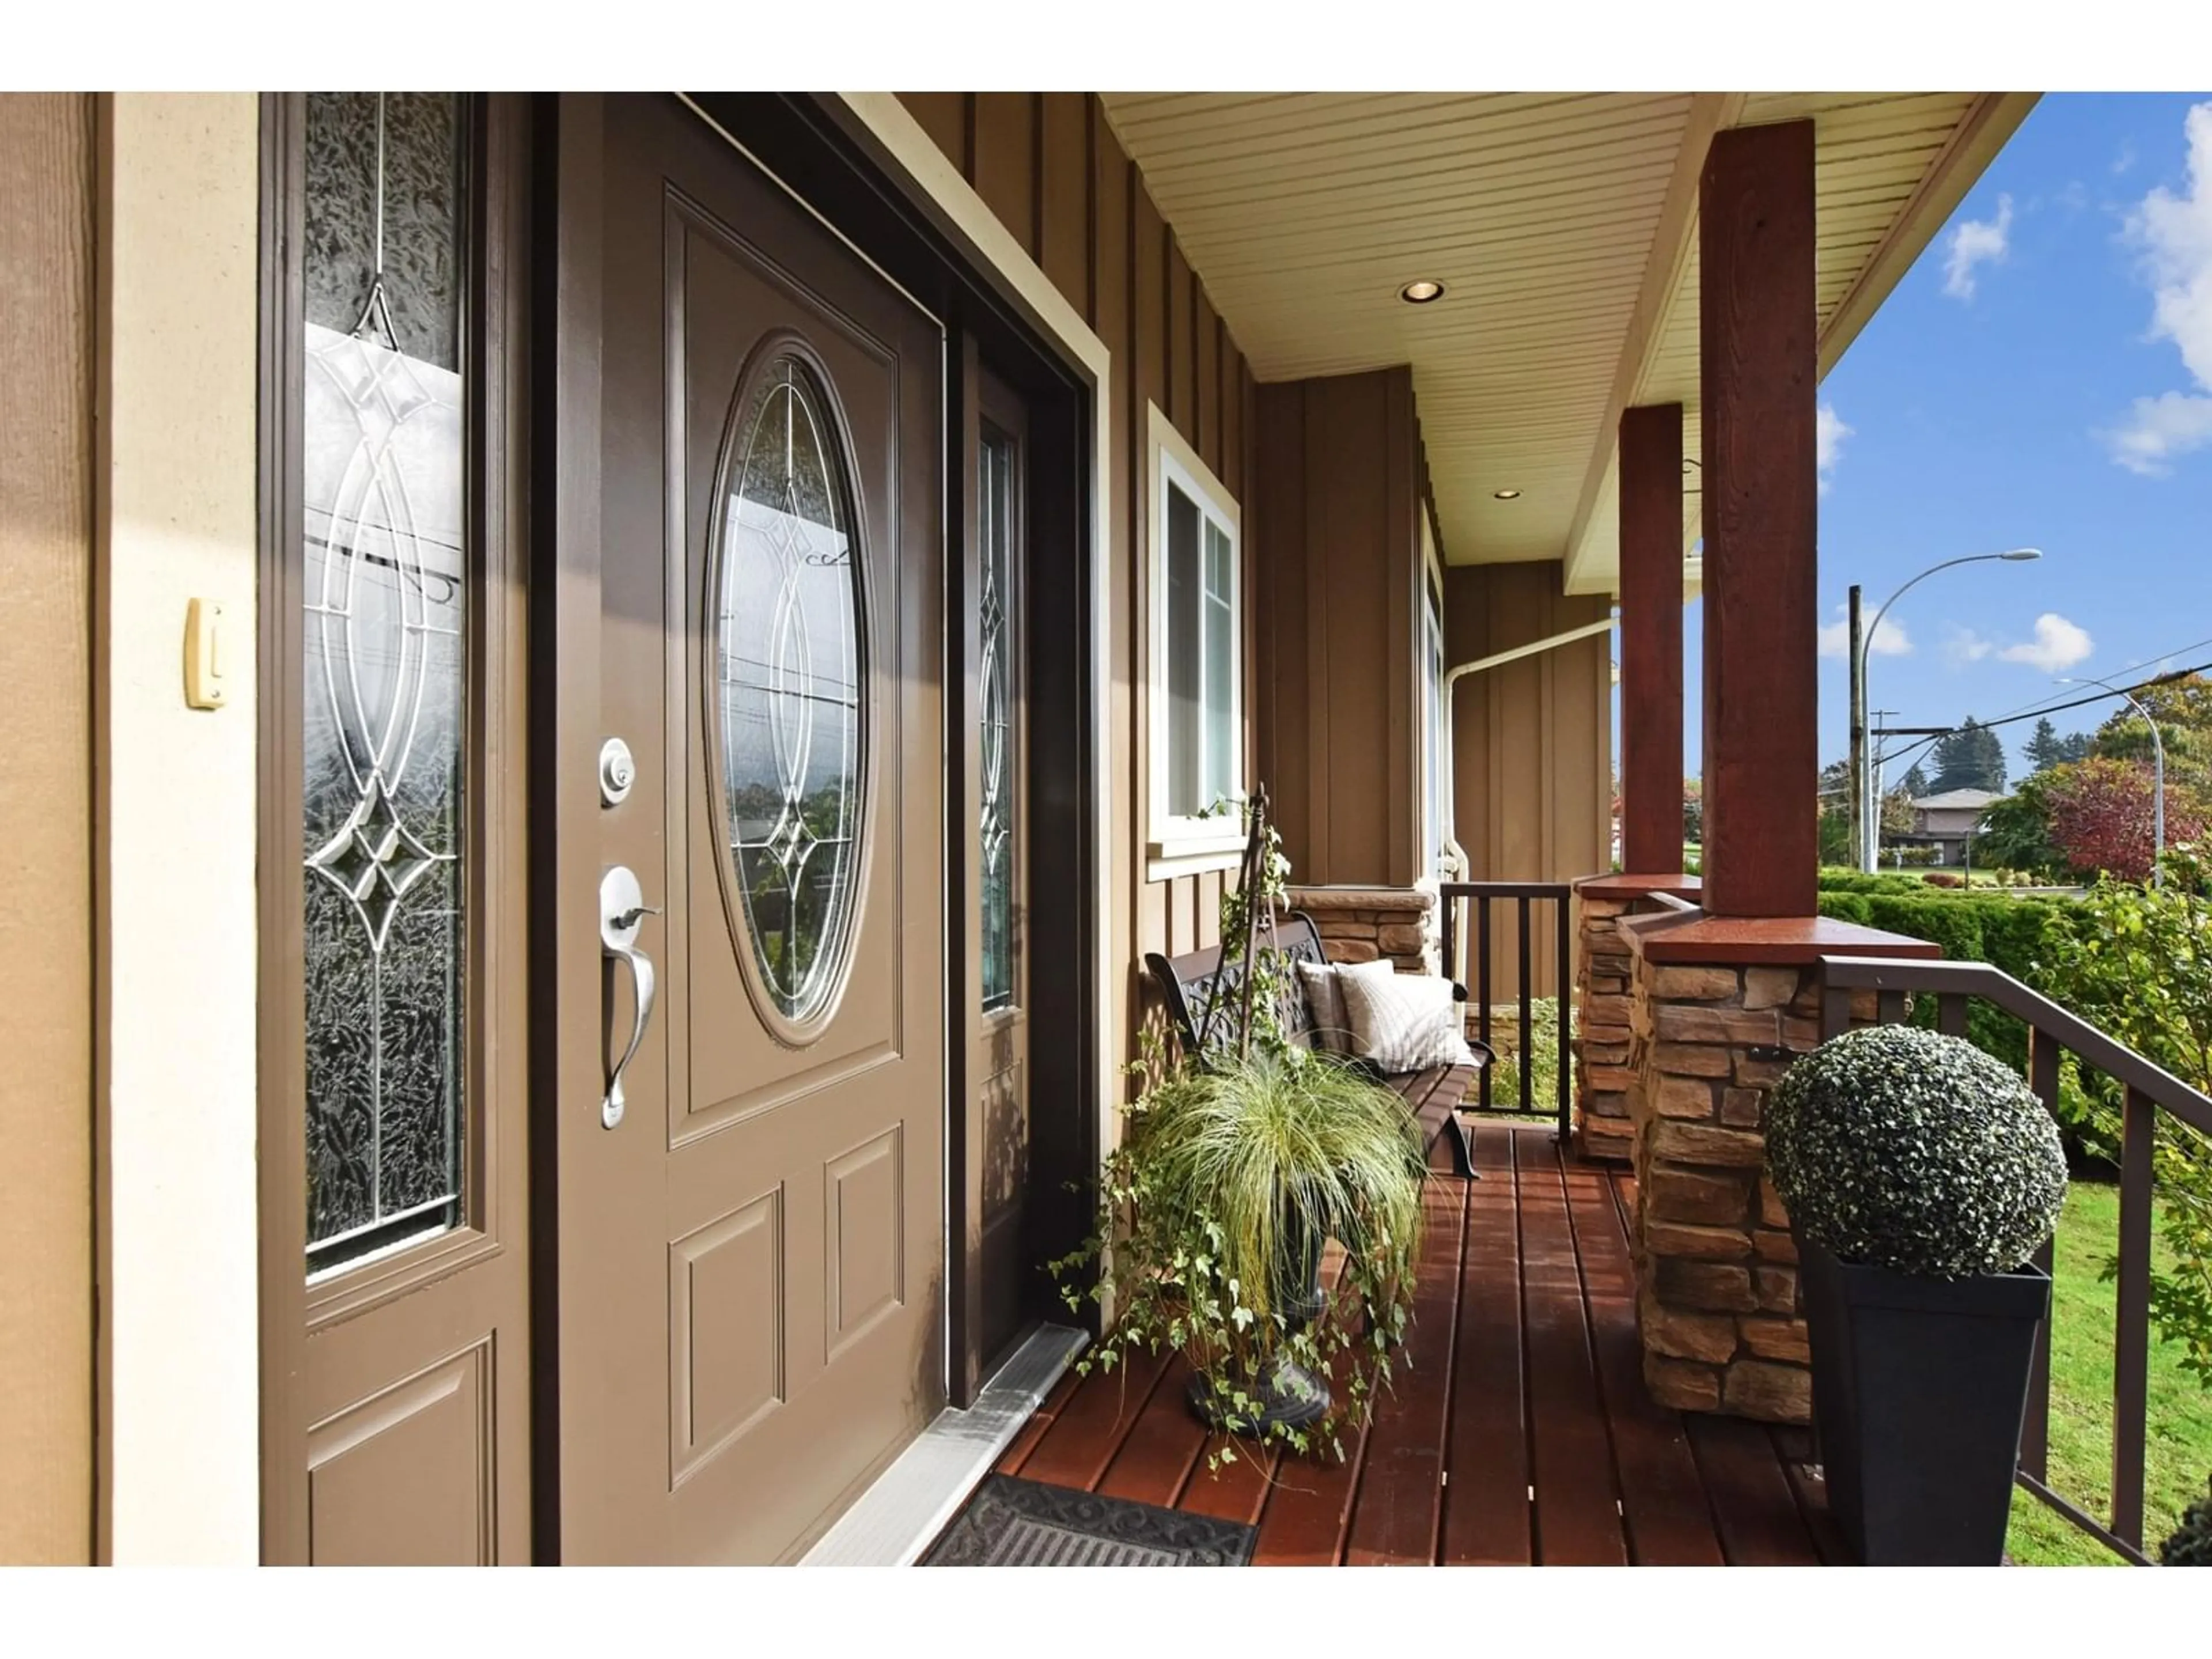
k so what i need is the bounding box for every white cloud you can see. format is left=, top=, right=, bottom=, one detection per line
left=2109, top=102, right=2212, bottom=474
left=1816, top=403, right=1852, bottom=496
left=2115, top=138, right=2138, bottom=177
left=1817, top=603, right=1909, bottom=661
left=2136, top=104, right=2212, bottom=386
left=1944, top=626, right=1995, bottom=665
left=1997, top=613, right=2096, bottom=673
left=1943, top=194, right=2014, bottom=300
left=2106, top=390, right=2212, bottom=475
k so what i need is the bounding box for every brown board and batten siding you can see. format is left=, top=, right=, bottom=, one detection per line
left=893, top=94, right=1259, bottom=1067
left=1445, top=560, right=1613, bottom=997
left=1252, top=367, right=1425, bottom=888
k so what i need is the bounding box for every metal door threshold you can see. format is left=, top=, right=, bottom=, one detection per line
left=798, top=1322, right=1088, bottom=1566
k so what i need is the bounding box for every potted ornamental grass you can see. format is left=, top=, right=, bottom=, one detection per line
left=1047, top=790, right=1427, bottom=1463
left=1764, top=1022, right=2067, bottom=1566
left=1072, top=1044, right=1427, bottom=1446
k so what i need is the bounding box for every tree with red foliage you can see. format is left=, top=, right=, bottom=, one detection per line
left=2043, top=756, right=2209, bottom=883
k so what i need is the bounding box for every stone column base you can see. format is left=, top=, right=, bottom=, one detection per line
left=1286, top=884, right=1437, bottom=975
left=1571, top=874, right=1700, bottom=1162
left=1619, top=910, right=1940, bottom=1425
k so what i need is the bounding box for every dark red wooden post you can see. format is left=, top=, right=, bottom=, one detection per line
left=1619, top=402, right=1685, bottom=874
left=1698, top=120, right=1819, bottom=918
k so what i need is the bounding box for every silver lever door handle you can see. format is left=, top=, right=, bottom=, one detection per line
left=599, top=865, right=660, bottom=1129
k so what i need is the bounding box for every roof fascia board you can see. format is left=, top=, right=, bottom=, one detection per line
left=1815, top=91, right=2040, bottom=376
left=1560, top=92, right=1744, bottom=597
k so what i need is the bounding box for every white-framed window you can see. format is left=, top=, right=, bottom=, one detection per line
left=1146, top=404, right=1244, bottom=871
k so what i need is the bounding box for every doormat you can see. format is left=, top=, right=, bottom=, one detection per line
left=919, top=1475, right=1256, bottom=1566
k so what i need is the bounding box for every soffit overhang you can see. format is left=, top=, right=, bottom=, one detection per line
left=1100, top=92, right=2037, bottom=596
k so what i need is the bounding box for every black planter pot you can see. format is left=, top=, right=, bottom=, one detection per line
left=1796, top=1229, right=2051, bottom=1565
left=1185, top=1353, right=1332, bottom=1433
left=1187, top=1206, right=1332, bottom=1434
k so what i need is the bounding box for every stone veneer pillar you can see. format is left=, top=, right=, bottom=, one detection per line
left=1286, top=885, right=1437, bottom=975
left=1571, top=873, right=1702, bottom=1161
left=1617, top=908, right=1938, bottom=1425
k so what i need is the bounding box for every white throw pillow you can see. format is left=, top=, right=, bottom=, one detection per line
left=1296, top=957, right=1392, bottom=1052
left=1336, top=967, right=1478, bottom=1074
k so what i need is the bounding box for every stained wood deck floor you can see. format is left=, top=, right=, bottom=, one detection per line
left=990, top=1123, right=1845, bottom=1566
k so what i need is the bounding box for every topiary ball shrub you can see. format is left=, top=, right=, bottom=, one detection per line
left=2164, top=1477, right=2212, bottom=1566
left=1765, top=1024, right=2066, bottom=1279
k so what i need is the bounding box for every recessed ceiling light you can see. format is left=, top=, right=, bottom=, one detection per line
left=1493, top=488, right=1522, bottom=501
left=1399, top=279, right=1445, bottom=304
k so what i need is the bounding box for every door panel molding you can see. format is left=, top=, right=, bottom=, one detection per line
left=668, top=1187, right=785, bottom=1480
left=305, top=1338, right=496, bottom=1566
left=678, top=1040, right=902, bottom=1145
left=687, top=307, right=895, bottom=1052
left=824, top=1124, right=908, bottom=1359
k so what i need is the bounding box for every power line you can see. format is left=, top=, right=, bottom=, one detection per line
left=1880, top=658, right=2212, bottom=748
left=1971, top=635, right=2212, bottom=732
left=1869, top=658, right=2212, bottom=788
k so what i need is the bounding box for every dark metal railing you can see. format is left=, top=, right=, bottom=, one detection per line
left=1439, top=882, right=1574, bottom=1139
left=1819, top=955, right=2212, bottom=1566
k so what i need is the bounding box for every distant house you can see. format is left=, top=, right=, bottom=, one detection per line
left=1895, top=787, right=2007, bottom=866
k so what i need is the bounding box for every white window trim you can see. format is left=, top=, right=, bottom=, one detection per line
left=1421, top=582, right=1446, bottom=882
left=1145, top=402, right=1245, bottom=876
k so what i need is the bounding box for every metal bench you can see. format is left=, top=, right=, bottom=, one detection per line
left=1143, top=910, right=1489, bottom=1179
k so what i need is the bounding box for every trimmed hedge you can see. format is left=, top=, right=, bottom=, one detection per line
left=1813, top=886, right=2074, bottom=1075
left=1815, top=887, right=2067, bottom=974
left=1817, top=869, right=1933, bottom=896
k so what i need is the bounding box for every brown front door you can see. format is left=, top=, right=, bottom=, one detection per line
left=559, top=94, right=947, bottom=1565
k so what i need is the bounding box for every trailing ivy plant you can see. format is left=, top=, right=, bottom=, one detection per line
left=1047, top=788, right=1426, bottom=1468
left=2039, top=844, right=2212, bottom=1388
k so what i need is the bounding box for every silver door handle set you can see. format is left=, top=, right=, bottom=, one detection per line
left=599, top=862, right=658, bottom=1130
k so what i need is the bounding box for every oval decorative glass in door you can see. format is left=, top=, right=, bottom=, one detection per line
left=714, top=353, right=868, bottom=1031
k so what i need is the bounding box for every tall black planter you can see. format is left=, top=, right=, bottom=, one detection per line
left=1796, top=1230, right=2051, bottom=1565
left=1187, top=1207, right=1331, bottom=1432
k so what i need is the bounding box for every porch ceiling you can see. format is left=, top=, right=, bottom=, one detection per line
left=1099, top=92, right=2035, bottom=595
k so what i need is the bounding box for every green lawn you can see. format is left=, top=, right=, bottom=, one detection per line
left=1468, top=997, right=1568, bottom=1121
left=2005, top=1181, right=2212, bottom=1564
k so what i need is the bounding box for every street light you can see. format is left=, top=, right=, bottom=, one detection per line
left=2058, top=673, right=2167, bottom=888
left=1853, top=549, right=2042, bottom=872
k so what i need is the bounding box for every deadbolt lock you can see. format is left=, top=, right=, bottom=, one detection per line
left=599, top=737, right=637, bottom=806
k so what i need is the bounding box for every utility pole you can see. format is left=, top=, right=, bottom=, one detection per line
left=1847, top=585, right=1864, bottom=871
left=1868, top=710, right=1897, bottom=869
left=1854, top=549, right=2040, bottom=872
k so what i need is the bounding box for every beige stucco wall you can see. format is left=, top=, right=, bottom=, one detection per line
left=95, top=92, right=262, bottom=1564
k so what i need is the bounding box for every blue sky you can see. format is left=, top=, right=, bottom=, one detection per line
left=1668, top=93, right=2212, bottom=790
